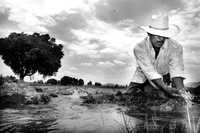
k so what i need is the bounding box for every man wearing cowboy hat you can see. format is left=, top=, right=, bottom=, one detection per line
left=126, top=13, right=185, bottom=98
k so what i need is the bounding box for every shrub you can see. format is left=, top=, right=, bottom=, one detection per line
left=78, top=79, right=84, bottom=86
left=3, top=76, right=17, bottom=83
left=87, top=81, right=92, bottom=86
left=46, top=78, right=57, bottom=85
left=95, top=82, right=102, bottom=86
left=60, top=76, right=73, bottom=85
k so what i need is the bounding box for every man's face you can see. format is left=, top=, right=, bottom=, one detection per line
left=148, top=33, right=167, bottom=48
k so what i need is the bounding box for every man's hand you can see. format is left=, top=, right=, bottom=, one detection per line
left=151, top=78, right=178, bottom=98
left=165, top=86, right=180, bottom=94
left=179, top=89, right=193, bottom=101
left=166, top=87, right=194, bottom=102
left=161, top=86, right=181, bottom=98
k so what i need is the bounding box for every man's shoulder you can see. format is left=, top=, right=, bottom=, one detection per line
left=167, top=39, right=182, bottom=49
left=134, top=38, right=147, bottom=51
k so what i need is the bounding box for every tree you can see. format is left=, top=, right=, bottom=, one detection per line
left=0, top=32, right=64, bottom=80
left=78, top=79, right=84, bottom=86
left=95, top=82, right=102, bottom=86
left=87, top=81, right=92, bottom=86
left=46, top=78, right=57, bottom=85
left=72, top=78, right=78, bottom=85
left=60, top=76, right=73, bottom=85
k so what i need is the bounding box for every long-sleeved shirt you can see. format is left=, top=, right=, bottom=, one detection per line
left=131, top=36, right=184, bottom=83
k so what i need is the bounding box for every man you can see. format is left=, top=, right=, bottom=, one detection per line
left=126, top=13, right=185, bottom=98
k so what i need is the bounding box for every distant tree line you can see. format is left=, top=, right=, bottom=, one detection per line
left=45, top=76, right=84, bottom=86
left=0, top=74, right=126, bottom=88
left=86, top=81, right=127, bottom=88
left=44, top=78, right=126, bottom=88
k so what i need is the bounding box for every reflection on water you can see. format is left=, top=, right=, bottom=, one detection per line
left=0, top=95, right=139, bottom=133
left=128, top=104, right=200, bottom=133
left=1, top=93, right=200, bottom=133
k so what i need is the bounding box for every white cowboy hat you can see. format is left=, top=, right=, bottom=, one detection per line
left=141, top=13, right=180, bottom=37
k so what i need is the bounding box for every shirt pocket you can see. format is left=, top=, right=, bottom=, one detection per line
left=157, top=55, right=170, bottom=74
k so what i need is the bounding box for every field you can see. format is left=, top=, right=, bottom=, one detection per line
left=0, top=82, right=200, bottom=132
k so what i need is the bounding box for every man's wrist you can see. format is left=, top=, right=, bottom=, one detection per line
left=178, top=87, right=186, bottom=92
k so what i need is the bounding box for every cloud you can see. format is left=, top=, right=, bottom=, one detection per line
left=113, top=60, right=126, bottom=65
left=100, top=48, right=117, bottom=54
left=69, top=67, right=78, bottom=71
left=0, top=7, right=13, bottom=26
left=0, top=0, right=49, bottom=33
left=67, top=43, right=100, bottom=59
left=0, top=0, right=100, bottom=40
left=72, top=17, right=144, bottom=52
left=0, top=7, right=19, bottom=36
left=94, top=0, right=184, bottom=25
left=80, top=62, right=93, bottom=66
left=97, top=61, right=114, bottom=68
left=0, top=59, right=14, bottom=76
left=45, top=11, right=88, bottom=42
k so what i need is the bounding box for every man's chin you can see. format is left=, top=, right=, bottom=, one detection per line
left=154, top=43, right=163, bottom=48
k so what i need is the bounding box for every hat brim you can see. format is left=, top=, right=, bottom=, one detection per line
left=140, top=24, right=180, bottom=38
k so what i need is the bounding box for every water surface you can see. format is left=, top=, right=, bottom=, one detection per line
left=0, top=94, right=139, bottom=133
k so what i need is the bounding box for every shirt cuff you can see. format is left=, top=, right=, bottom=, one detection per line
left=131, top=67, right=147, bottom=83
left=146, top=71, right=162, bottom=80
left=170, top=71, right=185, bottom=79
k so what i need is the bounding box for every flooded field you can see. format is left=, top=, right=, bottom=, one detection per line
left=0, top=91, right=139, bottom=133
left=0, top=86, right=200, bottom=133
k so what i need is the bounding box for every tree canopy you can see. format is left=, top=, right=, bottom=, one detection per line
left=60, top=76, right=84, bottom=86
left=46, top=78, right=58, bottom=85
left=0, top=32, right=64, bottom=80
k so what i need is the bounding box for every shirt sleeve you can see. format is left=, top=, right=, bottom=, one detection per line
left=169, top=45, right=185, bottom=78
left=134, top=46, right=162, bottom=80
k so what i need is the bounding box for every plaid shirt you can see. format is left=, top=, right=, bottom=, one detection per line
left=132, top=36, right=185, bottom=83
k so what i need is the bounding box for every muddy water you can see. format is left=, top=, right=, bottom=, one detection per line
left=0, top=94, right=140, bottom=133
left=1, top=89, right=200, bottom=133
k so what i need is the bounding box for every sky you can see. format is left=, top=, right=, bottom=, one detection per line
left=0, top=0, right=200, bottom=85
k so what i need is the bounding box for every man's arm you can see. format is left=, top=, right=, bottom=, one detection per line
left=152, top=78, right=167, bottom=89
left=169, top=44, right=185, bottom=83
left=134, top=45, right=162, bottom=80
left=152, top=78, right=179, bottom=98
left=152, top=77, right=184, bottom=91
